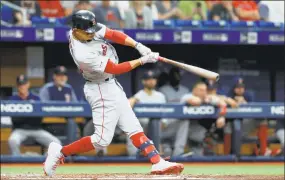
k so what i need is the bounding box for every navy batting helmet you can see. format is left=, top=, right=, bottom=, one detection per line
left=72, top=10, right=101, bottom=33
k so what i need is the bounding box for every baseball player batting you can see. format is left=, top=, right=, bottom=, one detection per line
left=43, top=10, right=184, bottom=176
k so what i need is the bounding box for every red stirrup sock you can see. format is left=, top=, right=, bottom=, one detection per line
left=61, top=136, right=95, bottom=156
left=258, top=124, right=268, bottom=155
left=130, top=132, right=161, bottom=164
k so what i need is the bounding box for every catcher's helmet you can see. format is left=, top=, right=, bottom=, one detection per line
left=72, top=10, right=101, bottom=33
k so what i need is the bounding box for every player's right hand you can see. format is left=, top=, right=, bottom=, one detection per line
left=216, top=116, right=225, bottom=128
left=139, top=52, right=159, bottom=65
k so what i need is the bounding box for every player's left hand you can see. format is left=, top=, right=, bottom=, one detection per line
left=135, top=42, right=152, bottom=56
left=139, top=52, right=159, bottom=65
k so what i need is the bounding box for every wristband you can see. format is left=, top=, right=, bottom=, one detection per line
left=219, top=105, right=227, bottom=116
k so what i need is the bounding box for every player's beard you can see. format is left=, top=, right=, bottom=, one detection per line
left=144, top=87, right=154, bottom=92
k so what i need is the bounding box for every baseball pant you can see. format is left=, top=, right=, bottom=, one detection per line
left=188, top=120, right=232, bottom=155
left=83, top=119, right=107, bottom=155
left=8, top=128, right=61, bottom=155
left=161, top=119, right=189, bottom=156
left=188, top=121, right=207, bottom=142
left=84, top=79, right=143, bottom=150
left=242, top=119, right=267, bottom=136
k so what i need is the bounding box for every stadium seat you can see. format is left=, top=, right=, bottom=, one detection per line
left=31, top=16, right=54, bottom=26
left=256, top=21, right=284, bottom=30
left=230, top=21, right=256, bottom=29
left=175, top=20, right=201, bottom=28
left=201, top=20, right=228, bottom=28
left=1, top=5, right=13, bottom=23
left=57, top=16, right=70, bottom=26
left=153, top=20, right=175, bottom=29
left=31, top=16, right=65, bottom=27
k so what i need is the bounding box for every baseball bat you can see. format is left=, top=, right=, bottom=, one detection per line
left=158, top=56, right=220, bottom=81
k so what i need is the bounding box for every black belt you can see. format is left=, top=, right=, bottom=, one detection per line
left=86, top=78, right=111, bottom=83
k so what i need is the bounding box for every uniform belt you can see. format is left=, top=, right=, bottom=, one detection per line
left=85, top=77, right=113, bottom=83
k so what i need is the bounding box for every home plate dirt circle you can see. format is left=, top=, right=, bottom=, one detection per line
left=1, top=174, right=284, bottom=180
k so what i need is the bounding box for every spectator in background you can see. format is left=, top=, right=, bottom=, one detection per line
left=159, top=67, right=190, bottom=156
left=128, top=70, right=166, bottom=156
left=209, top=1, right=239, bottom=21
left=74, top=0, right=93, bottom=12
left=64, top=0, right=92, bottom=26
left=110, top=1, right=130, bottom=20
left=124, top=1, right=153, bottom=29
left=259, top=1, right=284, bottom=23
left=39, top=66, right=77, bottom=102
left=156, top=0, right=185, bottom=20
left=233, top=0, right=260, bottom=21
left=93, top=0, right=124, bottom=29
left=13, top=0, right=41, bottom=26
left=178, top=1, right=207, bottom=20
left=205, top=0, right=221, bottom=11
left=228, top=77, right=268, bottom=156
left=37, top=0, right=66, bottom=18
left=8, top=75, right=61, bottom=155
left=145, top=0, right=159, bottom=20
left=181, top=82, right=227, bottom=155
left=60, top=1, right=79, bottom=16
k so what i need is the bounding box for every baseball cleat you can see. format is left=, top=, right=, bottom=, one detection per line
left=151, top=159, right=184, bottom=175
left=43, top=142, right=65, bottom=177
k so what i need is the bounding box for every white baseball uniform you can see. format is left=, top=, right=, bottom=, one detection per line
left=68, top=23, right=143, bottom=149
left=127, top=89, right=166, bottom=155
left=180, top=93, right=207, bottom=143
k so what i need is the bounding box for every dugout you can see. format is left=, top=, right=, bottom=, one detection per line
left=1, top=42, right=284, bottom=101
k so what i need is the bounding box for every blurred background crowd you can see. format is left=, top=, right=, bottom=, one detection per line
left=1, top=0, right=284, bottom=28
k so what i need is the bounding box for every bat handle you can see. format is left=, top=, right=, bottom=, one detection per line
left=158, top=56, right=166, bottom=62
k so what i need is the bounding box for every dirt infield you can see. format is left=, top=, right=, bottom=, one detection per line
left=1, top=174, right=284, bottom=180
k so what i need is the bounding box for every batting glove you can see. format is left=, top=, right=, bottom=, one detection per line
left=139, top=52, right=159, bottom=65
left=135, top=42, right=152, bottom=56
